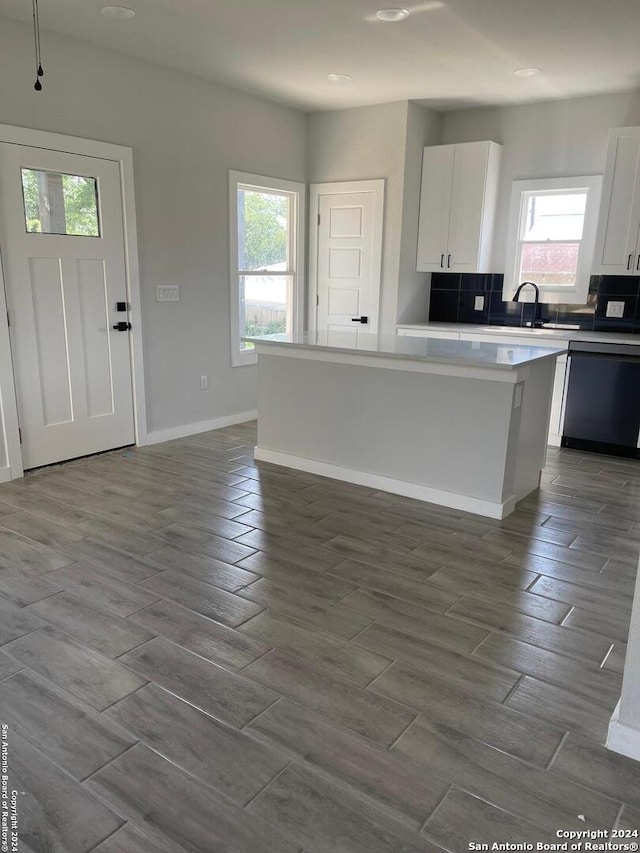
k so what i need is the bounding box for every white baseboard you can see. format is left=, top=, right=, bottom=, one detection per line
left=0, top=466, right=13, bottom=484
left=254, top=446, right=515, bottom=519
left=607, top=701, right=640, bottom=761
left=145, top=411, right=257, bottom=446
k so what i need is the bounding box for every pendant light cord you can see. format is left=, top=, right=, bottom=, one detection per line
left=33, top=0, right=44, bottom=91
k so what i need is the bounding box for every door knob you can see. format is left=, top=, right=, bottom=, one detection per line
left=112, top=321, right=132, bottom=331
left=351, top=316, right=368, bottom=324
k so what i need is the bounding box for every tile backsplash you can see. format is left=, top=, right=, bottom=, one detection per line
left=428, top=274, right=640, bottom=334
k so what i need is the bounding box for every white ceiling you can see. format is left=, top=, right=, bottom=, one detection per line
left=3, top=0, right=640, bottom=112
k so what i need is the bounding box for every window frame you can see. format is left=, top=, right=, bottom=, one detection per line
left=229, top=170, right=305, bottom=367
left=502, top=175, right=602, bottom=304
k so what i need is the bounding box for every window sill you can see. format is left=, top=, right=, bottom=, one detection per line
left=231, top=351, right=258, bottom=368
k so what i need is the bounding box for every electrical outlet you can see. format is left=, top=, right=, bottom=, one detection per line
left=606, top=300, right=625, bottom=318
left=514, top=383, right=524, bottom=409
left=200, top=375, right=208, bottom=391
left=156, top=285, right=180, bottom=302
left=474, top=295, right=485, bottom=311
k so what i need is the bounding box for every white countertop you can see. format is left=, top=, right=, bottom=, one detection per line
left=244, top=331, right=567, bottom=369
left=397, top=322, right=640, bottom=345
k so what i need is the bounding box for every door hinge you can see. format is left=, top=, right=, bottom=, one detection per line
left=18, top=427, right=22, bottom=444
left=316, top=294, right=319, bottom=306
left=6, top=311, right=9, bottom=328
left=317, top=213, right=321, bottom=226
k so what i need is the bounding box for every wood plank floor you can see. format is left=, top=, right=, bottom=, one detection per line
left=0, top=423, right=639, bottom=852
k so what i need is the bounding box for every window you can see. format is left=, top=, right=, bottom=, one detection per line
left=503, top=176, right=602, bottom=303
left=21, top=168, right=100, bottom=236
left=229, top=171, right=305, bottom=366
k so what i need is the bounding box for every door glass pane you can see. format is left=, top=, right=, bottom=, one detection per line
left=239, top=274, right=291, bottom=350
left=21, top=168, right=101, bottom=236
left=521, top=192, right=586, bottom=241
left=237, top=188, right=289, bottom=271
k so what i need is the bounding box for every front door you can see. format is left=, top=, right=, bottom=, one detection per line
left=0, top=144, right=135, bottom=469
left=313, top=181, right=384, bottom=343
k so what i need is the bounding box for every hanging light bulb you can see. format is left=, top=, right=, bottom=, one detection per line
left=32, top=0, right=44, bottom=91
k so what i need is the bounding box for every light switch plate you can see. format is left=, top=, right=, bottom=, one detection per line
left=156, top=285, right=180, bottom=302
left=606, top=300, right=625, bottom=318
left=474, top=295, right=485, bottom=311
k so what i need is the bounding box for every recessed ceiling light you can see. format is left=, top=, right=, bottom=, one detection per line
left=514, top=67, right=542, bottom=77
left=328, top=73, right=353, bottom=83
left=101, top=6, right=136, bottom=19
left=376, top=8, right=410, bottom=22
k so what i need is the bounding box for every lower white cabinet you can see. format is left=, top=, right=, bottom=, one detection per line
left=548, top=355, right=568, bottom=446
left=397, top=327, right=568, bottom=446
left=397, top=327, right=460, bottom=340
left=458, top=332, right=568, bottom=446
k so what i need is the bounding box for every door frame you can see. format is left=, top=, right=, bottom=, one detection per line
left=308, top=179, right=385, bottom=335
left=0, top=123, right=147, bottom=482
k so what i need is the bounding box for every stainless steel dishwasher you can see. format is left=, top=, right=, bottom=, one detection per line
left=561, top=340, right=640, bottom=458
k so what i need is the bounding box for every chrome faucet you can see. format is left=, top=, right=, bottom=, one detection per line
left=513, top=281, right=543, bottom=328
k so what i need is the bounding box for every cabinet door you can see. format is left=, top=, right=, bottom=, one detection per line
left=448, top=142, right=491, bottom=272
left=416, top=145, right=454, bottom=272
left=593, top=129, right=640, bottom=275
left=548, top=356, right=568, bottom=445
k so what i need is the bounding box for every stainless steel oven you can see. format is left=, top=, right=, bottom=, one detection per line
left=561, top=340, right=640, bottom=458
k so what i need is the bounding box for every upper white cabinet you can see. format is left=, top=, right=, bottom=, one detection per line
left=593, top=126, right=640, bottom=275
left=416, top=140, right=502, bottom=274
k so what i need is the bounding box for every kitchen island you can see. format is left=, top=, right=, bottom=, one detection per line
left=245, top=332, right=567, bottom=519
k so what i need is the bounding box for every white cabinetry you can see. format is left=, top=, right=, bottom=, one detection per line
left=457, top=331, right=568, bottom=446
left=397, top=326, right=568, bottom=447
left=548, top=354, right=568, bottom=445
left=397, top=327, right=460, bottom=340
left=416, top=141, right=502, bottom=274
left=593, top=126, right=640, bottom=275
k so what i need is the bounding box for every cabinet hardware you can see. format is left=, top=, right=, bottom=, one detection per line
left=628, top=253, right=633, bottom=271
left=440, top=254, right=444, bottom=268
left=637, top=255, right=640, bottom=272
left=447, top=254, right=451, bottom=268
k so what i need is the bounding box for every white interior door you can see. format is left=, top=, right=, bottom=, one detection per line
left=0, top=143, right=135, bottom=470
left=312, top=181, right=384, bottom=344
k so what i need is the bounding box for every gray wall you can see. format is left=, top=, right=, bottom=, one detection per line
left=0, top=17, right=307, bottom=436
left=397, top=102, right=442, bottom=324
left=307, top=101, right=410, bottom=337
left=307, top=100, right=441, bottom=334
left=441, top=90, right=640, bottom=271
left=307, top=91, right=640, bottom=328
left=3, top=14, right=640, bottom=442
